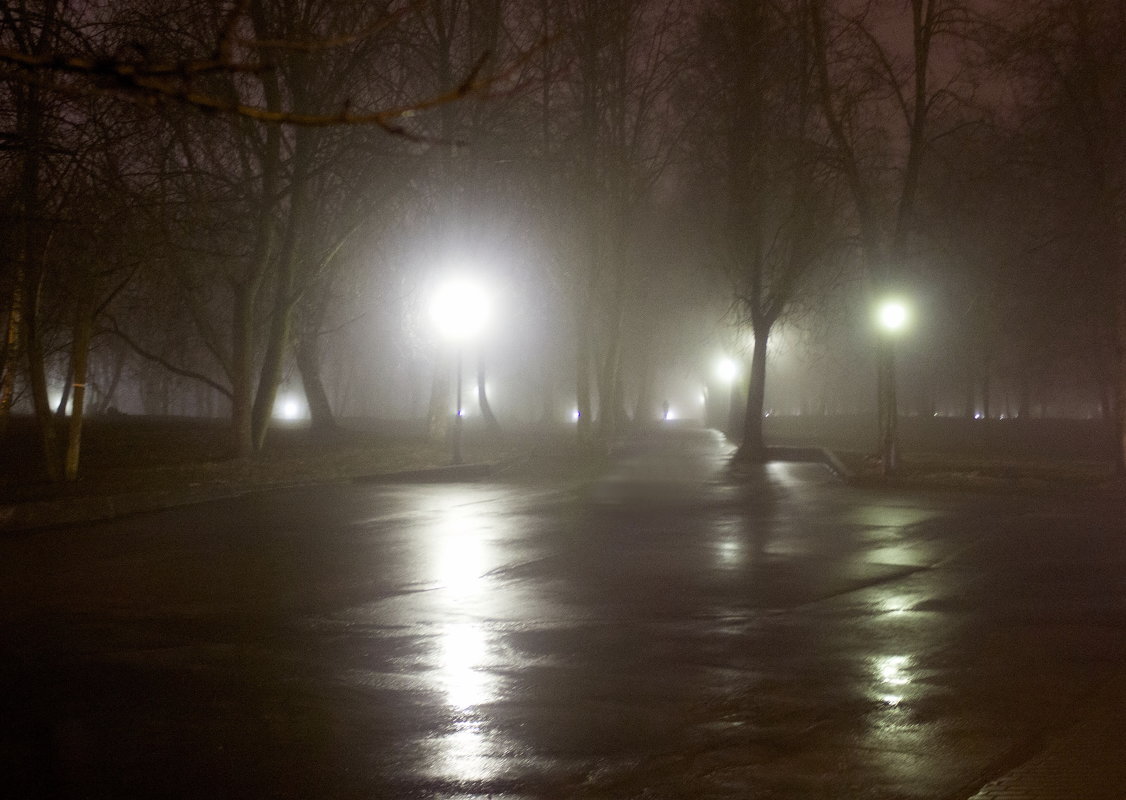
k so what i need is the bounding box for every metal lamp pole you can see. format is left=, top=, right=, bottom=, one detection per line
left=876, top=298, right=909, bottom=476
left=431, top=276, right=489, bottom=466
left=453, top=346, right=464, bottom=465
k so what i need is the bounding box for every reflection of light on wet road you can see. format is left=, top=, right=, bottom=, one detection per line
left=429, top=623, right=502, bottom=782
left=874, top=655, right=912, bottom=706
left=880, top=595, right=914, bottom=615
left=434, top=532, right=487, bottom=598
left=427, top=489, right=499, bottom=599
left=422, top=489, right=508, bottom=784
left=432, top=721, right=496, bottom=782
left=715, top=538, right=742, bottom=565
left=439, top=621, right=491, bottom=710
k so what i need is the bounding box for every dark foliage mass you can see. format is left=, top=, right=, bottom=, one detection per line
left=2, top=0, right=1124, bottom=480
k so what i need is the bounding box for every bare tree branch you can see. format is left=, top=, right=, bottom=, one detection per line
left=102, top=316, right=233, bottom=400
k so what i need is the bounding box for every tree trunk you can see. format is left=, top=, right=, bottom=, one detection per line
left=476, top=354, right=500, bottom=433
left=428, top=351, right=451, bottom=442
left=95, top=343, right=126, bottom=414
left=296, top=333, right=336, bottom=434
left=597, top=278, right=630, bottom=441
left=1114, top=262, right=1126, bottom=472
left=575, top=310, right=594, bottom=447
left=24, top=281, right=62, bottom=481
left=249, top=126, right=316, bottom=452
left=230, top=283, right=255, bottom=458
left=737, top=325, right=771, bottom=462
left=16, top=23, right=61, bottom=480
left=1, top=269, right=25, bottom=437
left=64, top=300, right=94, bottom=481
left=249, top=298, right=294, bottom=450
left=877, top=337, right=899, bottom=475
left=55, top=356, right=73, bottom=416
left=249, top=255, right=296, bottom=451
left=631, top=344, right=655, bottom=431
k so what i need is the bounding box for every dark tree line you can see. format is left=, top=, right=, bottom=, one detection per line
left=3, top=0, right=1125, bottom=481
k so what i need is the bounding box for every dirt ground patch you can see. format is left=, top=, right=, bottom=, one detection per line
left=834, top=449, right=1120, bottom=493
left=0, top=416, right=532, bottom=504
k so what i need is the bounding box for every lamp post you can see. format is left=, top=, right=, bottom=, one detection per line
left=715, top=356, right=740, bottom=437
left=875, top=298, right=909, bottom=476
left=430, top=277, right=489, bottom=465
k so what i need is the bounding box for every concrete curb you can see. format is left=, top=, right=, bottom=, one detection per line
left=0, top=460, right=506, bottom=534
left=728, top=445, right=854, bottom=480
left=818, top=448, right=855, bottom=480
left=963, top=676, right=1126, bottom=799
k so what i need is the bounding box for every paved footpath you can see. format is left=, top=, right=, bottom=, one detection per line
left=967, top=677, right=1126, bottom=800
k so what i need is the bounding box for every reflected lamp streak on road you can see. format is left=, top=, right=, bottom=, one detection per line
left=874, top=655, right=913, bottom=707
left=880, top=594, right=915, bottom=615
left=420, top=487, right=508, bottom=783
left=439, top=621, right=490, bottom=711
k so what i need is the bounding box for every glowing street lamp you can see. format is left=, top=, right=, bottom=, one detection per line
left=715, top=356, right=739, bottom=385
left=877, top=299, right=909, bottom=334
left=875, top=297, right=910, bottom=475
left=712, top=355, right=744, bottom=436
left=431, top=277, right=490, bottom=465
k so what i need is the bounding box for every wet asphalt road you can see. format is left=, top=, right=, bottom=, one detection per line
left=2, top=426, right=1125, bottom=799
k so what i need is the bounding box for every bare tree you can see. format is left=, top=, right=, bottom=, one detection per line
left=536, top=0, right=690, bottom=446
left=809, top=0, right=975, bottom=473
left=688, top=0, right=845, bottom=460
left=992, top=0, right=1126, bottom=466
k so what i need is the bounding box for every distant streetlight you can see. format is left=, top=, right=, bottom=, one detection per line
left=715, top=356, right=739, bottom=384
left=714, top=355, right=743, bottom=437
left=430, top=277, right=490, bottom=464
left=875, top=297, right=910, bottom=475
left=877, top=299, right=909, bottom=333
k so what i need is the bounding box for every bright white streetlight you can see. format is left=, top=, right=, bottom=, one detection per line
left=430, top=277, right=490, bottom=342
left=273, top=394, right=304, bottom=421
left=877, top=299, right=909, bottom=333
left=874, top=296, right=911, bottom=476
left=280, top=397, right=301, bottom=420
left=715, top=356, right=739, bottom=384
left=430, top=276, right=490, bottom=465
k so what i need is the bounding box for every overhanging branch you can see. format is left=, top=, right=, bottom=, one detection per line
left=102, top=317, right=232, bottom=400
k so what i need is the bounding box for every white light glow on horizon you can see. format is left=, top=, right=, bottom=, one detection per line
left=431, top=276, right=490, bottom=342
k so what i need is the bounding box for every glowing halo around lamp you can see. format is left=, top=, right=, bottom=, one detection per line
left=715, top=356, right=739, bottom=384
left=430, top=277, right=490, bottom=342
left=876, top=299, right=909, bottom=333
left=430, top=275, right=490, bottom=465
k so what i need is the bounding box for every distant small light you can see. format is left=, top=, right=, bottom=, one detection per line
left=974, top=413, right=984, bottom=420
left=278, top=397, right=301, bottom=420
left=457, top=408, right=466, bottom=418
left=664, top=409, right=677, bottom=421
left=572, top=409, right=581, bottom=422
left=716, top=357, right=738, bottom=384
